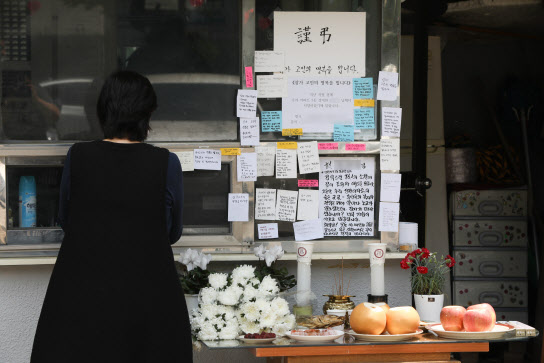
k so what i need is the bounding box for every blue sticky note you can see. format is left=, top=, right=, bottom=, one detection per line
left=333, top=124, right=355, bottom=142
left=261, top=111, right=282, bottom=132
left=354, top=108, right=375, bottom=129
left=353, top=78, right=373, bottom=99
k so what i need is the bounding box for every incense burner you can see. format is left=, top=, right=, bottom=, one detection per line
left=322, top=295, right=356, bottom=314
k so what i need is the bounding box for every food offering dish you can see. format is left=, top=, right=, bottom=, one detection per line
left=347, top=329, right=424, bottom=342
left=237, top=332, right=277, bottom=344
left=286, top=328, right=345, bottom=342
left=427, top=323, right=516, bottom=340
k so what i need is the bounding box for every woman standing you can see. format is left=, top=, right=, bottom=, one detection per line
left=31, top=71, right=192, bottom=362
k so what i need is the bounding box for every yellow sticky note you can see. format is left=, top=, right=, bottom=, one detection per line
left=282, top=128, right=303, bottom=136
left=277, top=142, right=297, bottom=149
left=354, top=99, right=375, bottom=107
left=221, top=148, right=241, bottom=156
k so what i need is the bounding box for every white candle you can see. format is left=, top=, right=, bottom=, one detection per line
left=295, top=242, right=314, bottom=306
left=369, top=243, right=386, bottom=296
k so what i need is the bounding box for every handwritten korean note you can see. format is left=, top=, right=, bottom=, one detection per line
left=381, top=107, right=402, bottom=137
left=261, top=111, right=282, bottom=132
left=237, top=89, right=258, bottom=118
left=378, top=202, right=399, bottom=232
left=255, top=188, right=276, bottom=220
left=353, top=78, right=373, bottom=99
left=276, top=189, right=298, bottom=222
left=258, top=223, right=279, bottom=239
left=257, top=75, right=287, bottom=98
left=293, top=219, right=324, bottom=241
left=318, top=143, right=338, bottom=150
left=380, top=173, right=402, bottom=203
left=376, top=71, right=399, bottom=101
left=298, top=179, right=318, bottom=187
left=380, top=139, right=400, bottom=171
left=194, top=149, right=221, bottom=171
left=333, top=124, right=355, bottom=142
left=245, top=66, right=254, bottom=88
left=240, top=117, right=260, bottom=146
left=254, top=51, right=285, bottom=73
left=354, top=108, right=375, bottom=130
left=297, top=141, right=320, bottom=174
left=228, top=193, right=249, bottom=222
left=297, top=189, right=320, bottom=221
left=174, top=151, right=194, bottom=172
left=237, top=153, right=257, bottom=182
left=256, top=146, right=276, bottom=177
left=276, top=149, right=297, bottom=179
left=319, top=157, right=375, bottom=237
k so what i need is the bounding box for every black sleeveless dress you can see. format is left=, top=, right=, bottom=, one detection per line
left=31, top=141, right=192, bottom=363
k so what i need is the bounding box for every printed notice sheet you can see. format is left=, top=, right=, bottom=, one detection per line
left=274, top=12, right=365, bottom=77
left=380, top=173, right=402, bottom=203
left=237, top=153, right=257, bottom=182
left=194, top=149, right=221, bottom=171
left=276, top=189, right=298, bottom=222
left=297, top=141, right=320, bottom=174
left=237, top=89, right=258, bottom=118
left=174, top=151, right=194, bottom=172
left=297, top=189, right=319, bottom=221
left=319, top=157, right=375, bottom=236
left=255, top=188, right=276, bottom=220
left=258, top=223, right=279, bottom=239
left=228, top=193, right=249, bottom=222
left=381, top=107, right=402, bottom=137
left=380, top=139, right=400, bottom=171
left=240, top=117, right=260, bottom=146
left=282, top=77, right=354, bottom=133
left=254, top=51, right=285, bottom=73
left=276, top=149, right=297, bottom=178
left=293, top=219, right=324, bottom=241
left=256, top=146, right=276, bottom=176
left=257, top=75, right=287, bottom=98
left=378, top=202, right=399, bottom=232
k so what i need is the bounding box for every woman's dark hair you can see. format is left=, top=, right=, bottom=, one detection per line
left=96, top=71, right=157, bottom=141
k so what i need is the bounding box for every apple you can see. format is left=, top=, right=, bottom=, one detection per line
left=440, top=306, right=466, bottom=331
left=463, top=308, right=494, bottom=332
left=467, top=303, right=496, bottom=326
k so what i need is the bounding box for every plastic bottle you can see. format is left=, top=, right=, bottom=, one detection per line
left=19, top=176, right=37, bottom=227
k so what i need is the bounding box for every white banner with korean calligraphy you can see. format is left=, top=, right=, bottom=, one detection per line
left=274, top=12, right=365, bottom=77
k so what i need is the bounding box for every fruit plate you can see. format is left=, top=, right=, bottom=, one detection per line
left=237, top=336, right=276, bottom=344
left=286, top=330, right=344, bottom=342
left=427, top=323, right=516, bottom=340
left=347, top=329, right=424, bottom=342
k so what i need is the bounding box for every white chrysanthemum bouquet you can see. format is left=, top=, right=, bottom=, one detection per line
left=190, top=265, right=296, bottom=340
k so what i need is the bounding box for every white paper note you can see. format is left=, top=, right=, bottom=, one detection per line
left=193, top=149, right=221, bottom=171
left=276, top=189, right=298, bottom=222
left=237, top=89, right=258, bottom=118
left=255, top=188, right=276, bottom=220
left=378, top=202, right=399, bottom=232
left=297, top=189, right=320, bottom=221
left=237, top=153, right=257, bottom=182
left=255, top=146, right=276, bottom=176
left=293, top=219, right=325, bottom=241
left=380, top=173, right=402, bottom=203
left=381, top=107, right=402, bottom=137
left=257, top=75, right=288, bottom=98
left=380, top=139, right=400, bottom=171
left=228, top=193, right=249, bottom=222
left=297, top=141, right=320, bottom=174
left=257, top=223, right=279, bottom=239
left=376, top=71, right=399, bottom=101
left=174, top=151, right=194, bottom=172
left=254, top=51, right=285, bottom=73
left=240, top=117, right=260, bottom=146
left=276, top=149, right=297, bottom=178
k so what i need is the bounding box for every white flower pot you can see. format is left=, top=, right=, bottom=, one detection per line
left=414, top=294, right=444, bottom=322
left=184, top=293, right=199, bottom=314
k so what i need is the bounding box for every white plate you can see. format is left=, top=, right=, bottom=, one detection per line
left=427, top=323, right=515, bottom=340
left=286, top=330, right=345, bottom=342
left=237, top=336, right=276, bottom=344
left=347, top=329, right=424, bottom=342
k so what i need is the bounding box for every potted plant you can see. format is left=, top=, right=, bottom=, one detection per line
left=253, top=245, right=296, bottom=292
left=177, top=249, right=212, bottom=313
left=400, top=248, right=456, bottom=322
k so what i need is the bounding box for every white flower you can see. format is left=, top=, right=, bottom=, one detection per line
left=198, top=323, right=218, bottom=341
left=190, top=315, right=204, bottom=332
left=281, top=314, right=296, bottom=329
left=270, top=297, right=290, bottom=316
left=218, top=286, right=242, bottom=306
left=242, top=302, right=260, bottom=322
left=258, top=275, right=280, bottom=297
left=179, top=248, right=200, bottom=271
left=201, top=303, right=219, bottom=320
left=197, top=253, right=212, bottom=270
left=217, top=305, right=236, bottom=321
left=264, top=245, right=284, bottom=267
left=199, top=287, right=217, bottom=305
left=219, top=318, right=239, bottom=340
left=254, top=245, right=267, bottom=259
left=271, top=322, right=290, bottom=336
left=242, top=285, right=259, bottom=303
left=248, top=278, right=259, bottom=287
left=259, top=309, right=278, bottom=329
left=231, top=265, right=255, bottom=286
left=239, top=318, right=261, bottom=334
left=209, top=273, right=228, bottom=290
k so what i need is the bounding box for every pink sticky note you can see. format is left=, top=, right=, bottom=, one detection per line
left=298, top=180, right=319, bottom=187
left=318, top=143, right=339, bottom=150
left=345, top=143, right=366, bottom=151
left=245, top=66, right=254, bottom=88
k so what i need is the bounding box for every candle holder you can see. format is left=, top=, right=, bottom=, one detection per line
left=367, top=294, right=388, bottom=304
